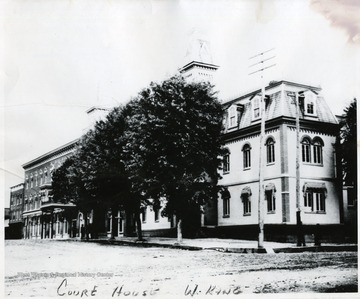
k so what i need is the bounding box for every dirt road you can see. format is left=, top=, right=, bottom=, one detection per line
left=5, top=240, right=358, bottom=297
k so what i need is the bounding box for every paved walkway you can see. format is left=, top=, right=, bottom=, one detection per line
left=71, top=237, right=357, bottom=254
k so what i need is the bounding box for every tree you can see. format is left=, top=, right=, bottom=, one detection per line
left=52, top=106, right=144, bottom=240
left=123, top=75, right=225, bottom=243
left=340, top=99, right=357, bottom=189
left=52, top=156, right=79, bottom=204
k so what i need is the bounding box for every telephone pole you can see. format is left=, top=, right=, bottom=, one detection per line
left=249, top=49, right=276, bottom=248
left=287, top=90, right=305, bottom=246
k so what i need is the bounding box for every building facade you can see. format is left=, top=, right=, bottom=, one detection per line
left=216, top=81, right=342, bottom=241
left=8, top=183, right=24, bottom=239
left=22, top=140, right=78, bottom=239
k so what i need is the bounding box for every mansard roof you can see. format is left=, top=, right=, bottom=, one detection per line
left=223, top=80, right=338, bottom=130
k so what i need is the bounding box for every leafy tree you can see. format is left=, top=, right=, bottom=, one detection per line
left=123, top=75, right=225, bottom=242
left=340, top=99, right=357, bottom=189
left=52, top=156, right=78, bottom=204
left=52, top=106, right=144, bottom=240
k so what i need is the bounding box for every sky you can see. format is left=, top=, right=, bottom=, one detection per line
left=1, top=0, right=359, bottom=208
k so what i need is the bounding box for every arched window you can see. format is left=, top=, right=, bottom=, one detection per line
left=301, top=137, right=311, bottom=163
left=313, top=138, right=323, bottom=164
left=242, top=144, right=251, bottom=169
left=266, top=137, right=275, bottom=164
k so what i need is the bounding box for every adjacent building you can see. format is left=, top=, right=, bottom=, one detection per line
left=8, top=183, right=24, bottom=239
left=22, top=140, right=78, bottom=239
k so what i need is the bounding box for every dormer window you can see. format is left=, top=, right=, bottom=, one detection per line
left=228, top=105, right=237, bottom=128
left=252, top=96, right=261, bottom=121
left=304, top=92, right=317, bottom=116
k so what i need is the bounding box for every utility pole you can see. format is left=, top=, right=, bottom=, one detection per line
left=249, top=49, right=276, bottom=249
left=288, top=91, right=305, bottom=246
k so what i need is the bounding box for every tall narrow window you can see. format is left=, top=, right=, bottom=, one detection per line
left=154, top=208, right=160, bottom=222
left=313, top=139, right=323, bottom=164
left=223, top=197, right=230, bottom=217
left=252, top=97, right=260, bottom=120
left=228, top=106, right=237, bottom=128
left=266, top=191, right=276, bottom=212
left=265, top=183, right=276, bottom=213
left=223, top=153, right=230, bottom=173
left=301, top=138, right=311, bottom=163
left=242, top=144, right=251, bottom=169
left=241, top=187, right=251, bottom=215
left=142, top=207, right=147, bottom=223
left=266, top=137, right=275, bottom=164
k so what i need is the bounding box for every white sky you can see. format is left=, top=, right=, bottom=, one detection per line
left=1, top=0, right=359, bottom=207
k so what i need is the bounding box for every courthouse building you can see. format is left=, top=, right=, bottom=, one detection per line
left=17, top=39, right=348, bottom=241
left=215, top=80, right=343, bottom=241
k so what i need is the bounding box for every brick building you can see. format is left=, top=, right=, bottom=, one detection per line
left=8, top=183, right=24, bottom=239
left=22, top=140, right=78, bottom=239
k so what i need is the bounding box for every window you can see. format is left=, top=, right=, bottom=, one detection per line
left=241, top=187, right=251, bottom=215
left=223, top=197, right=230, bottom=217
left=313, top=139, right=323, bottom=164
left=252, top=97, right=261, bottom=120
left=242, top=144, right=251, bottom=169
left=307, top=101, right=314, bottom=114
left=266, top=137, right=275, bottom=164
left=301, top=137, right=311, bottom=163
left=303, top=183, right=327, bottom=213
left=265, top=183, right=276, bottom=213
left=154, top=208, right=160, bottom=222
left=228, top=105, right=237, bottom=128
left=304, top=191, right=325, bottom=212
left=304, top=92, right=317, bottom=116
left=223, top=153, right=230, bottom=173
left=243, top=197, right=251, bottom=215
left=142, top=207, right=147, bottom=223
left=347, top=188, right=356, bottom=207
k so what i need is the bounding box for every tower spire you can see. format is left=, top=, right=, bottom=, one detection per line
left=179, top=36, right=219, bottom=83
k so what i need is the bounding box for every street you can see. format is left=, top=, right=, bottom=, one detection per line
left=5, top=240, right=358, bottom=297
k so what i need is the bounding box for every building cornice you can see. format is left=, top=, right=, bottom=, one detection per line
left=222, top=116, right=339, bottom=144
left=22, top=139, right=79, bottom=170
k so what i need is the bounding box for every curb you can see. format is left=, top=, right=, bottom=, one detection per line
left=60, top=239, right=357, bottom=254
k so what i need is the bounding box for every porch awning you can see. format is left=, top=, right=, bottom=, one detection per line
left=241, top=186, right=252, bottom=199
left=265, top=183, right=276, bottom=192
left=303, top=182, right=327, bottom=194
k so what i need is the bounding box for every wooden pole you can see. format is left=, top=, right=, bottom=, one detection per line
left=258, top=75, right=265, bottom=249
left=296, top=92, right=305, bottom=246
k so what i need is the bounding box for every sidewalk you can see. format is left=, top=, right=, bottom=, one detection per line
left=71, top=237, right=358, bottom=254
